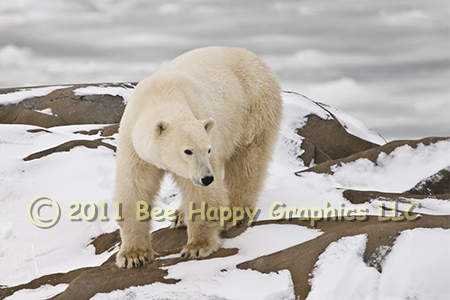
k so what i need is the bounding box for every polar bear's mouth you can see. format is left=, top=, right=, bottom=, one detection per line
left=191, top=177, right=204, bottom=186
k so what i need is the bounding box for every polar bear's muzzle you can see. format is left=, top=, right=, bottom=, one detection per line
left=191, top=175, right=214, bottom=187
left=190, top=154, right=214, bottom=187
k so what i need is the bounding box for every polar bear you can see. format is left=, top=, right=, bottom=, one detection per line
left=115, top=46, right=282, bottom=268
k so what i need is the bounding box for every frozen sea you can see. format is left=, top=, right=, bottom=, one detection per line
left=0, top=0, right=448, bottom=141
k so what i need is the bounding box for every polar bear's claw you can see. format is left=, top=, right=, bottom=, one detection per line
left=116, top=248, right=155, bottom=269
left=180, top=239, right=223, bottom=260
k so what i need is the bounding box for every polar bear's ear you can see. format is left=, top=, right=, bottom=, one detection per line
left=203, top=118, right=215, bottom=133
left=155, top=120, right=168, bottom=135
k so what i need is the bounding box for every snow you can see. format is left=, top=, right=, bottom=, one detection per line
left=378, top=228, right=450, bottom=299
left=4, top=284, right=68, bottom=300
left=0, top=86, right=69, bottom=105
left=94, top=225, right=319, bottom=300
left=35, top=108, right=53, bottom=116
left=92, top=269, right=294, bottom=300
left=163, top=225, right=322, bottom=280
left=73, top=86, right=134, bottom=104
left=329, top=140, right=450, bottom=192
left=307, top=229, right=450, bottom=300
left=0, top=91, right=449, bottom=299
left=307, top=234, right=379, bottom=300
left=273, top=91, right=385, bottom=172
left=317, top=102, right=386, bottom=145
left=0, top=125, right=118, bottom=286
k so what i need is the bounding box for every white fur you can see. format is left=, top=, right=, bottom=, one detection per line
left=115, top=46, right=282, bottom=268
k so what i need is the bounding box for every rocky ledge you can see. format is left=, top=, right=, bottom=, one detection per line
left=0, top=84, right=448, bottom=300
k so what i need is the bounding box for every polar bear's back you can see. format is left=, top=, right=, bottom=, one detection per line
left=158, top=46, right=281, bottom=127
left=159, top=46, right=281, bottom=150
left=159, top=46, right=258, bottom=78
left=157, top=47, right=280, bottom=104
left=128, top=46, right=282, bottom=159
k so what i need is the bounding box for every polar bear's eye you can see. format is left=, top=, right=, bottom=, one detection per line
left=184, top=149, right=193, bottom=155
left=208, top=148, right=211, bottom=154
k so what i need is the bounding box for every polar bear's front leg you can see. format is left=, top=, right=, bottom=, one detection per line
left=176, top=176, right=227, bottom=259
left=116, top=223, right=155, bottom=268
left=115, top=157, right=165, bottom=269
left=170, top=208, right=187, bottom=229
left=181, top=220, right=224, bottom=259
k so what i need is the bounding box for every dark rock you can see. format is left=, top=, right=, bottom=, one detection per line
left=298, top=114, right=380, bottom=166
left=1, top=85, right=448, bottom=300
left=237, top=215, right=450, bottom=300
left=89, top=230, right=121, bottom=255
left=1, top=87, right=383, bottom=168
left=0, top=83, right=135, bottom=127
left=72, top=124, right=119, bottom=137
left=49, top=259, right=179, bottom=300
left=100, top=124, right=120, bottom=137
left=0, top=268, right=90, bottom=299
left=343, top=189, right=450, bottom=205
left=297, top=136, right=450, bottom=175
left=406, top=168, right=450, bottom=195
left=23, top=138, right=116, bottom=161
left=3, top=213, right=448, bottom=300
left=0, top=224, right=247, bottom=300
left=27, top=128, right=52, bottom=134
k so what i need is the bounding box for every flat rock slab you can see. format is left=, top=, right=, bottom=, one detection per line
left=297, top=136, right=450, bottom=176
left=1, top=213, right=448, bottom=300
left=0, top=83, right=135, bottom=127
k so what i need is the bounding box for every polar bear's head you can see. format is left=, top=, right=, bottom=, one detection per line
left=133, top=115, right=215, bottom=187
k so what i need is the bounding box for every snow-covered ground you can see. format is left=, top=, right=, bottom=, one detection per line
left=0, top=0, right=448, bottom=140
left=307, top=229, right=450, bottom=300
left=1, top=89, right=449, bottom=299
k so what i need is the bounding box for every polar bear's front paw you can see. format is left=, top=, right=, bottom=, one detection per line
left=116, top=248, right=155, bottom=269
left=180, top=239, right=223, bottom=259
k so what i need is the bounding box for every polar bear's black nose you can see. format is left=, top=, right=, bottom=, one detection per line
left=201, top=176, right=214, bottom=186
